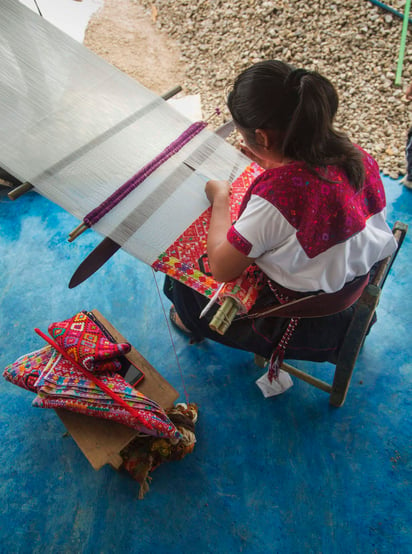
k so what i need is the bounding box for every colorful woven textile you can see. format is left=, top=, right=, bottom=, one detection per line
left=48, top=311, right=131, bottom=373
left=31, top=350, right=181, bottom=439
left=3, top=324, right=198, bottom=494
left=218, top=265, right=266, bottom=315
left=152, top=162, right=264, bottom=313
left=3, top=313, right=181, bottom=440
left=3, top=346, right=53, bottom=392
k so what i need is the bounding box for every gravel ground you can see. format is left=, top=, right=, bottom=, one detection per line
left=138, top=0, right=412, bottom=179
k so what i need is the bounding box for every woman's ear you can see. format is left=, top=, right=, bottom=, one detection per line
left=255, top=128, right=273, bottom=149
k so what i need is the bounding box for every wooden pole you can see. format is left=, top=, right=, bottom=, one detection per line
left=281, top=362, right=332, bottom=393
left=68, top=222, right=89, bottom=242
left=8, top=181, right=34, bottom=200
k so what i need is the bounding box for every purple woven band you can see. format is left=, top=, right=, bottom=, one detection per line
left=84, top=121, right=207, bottom=227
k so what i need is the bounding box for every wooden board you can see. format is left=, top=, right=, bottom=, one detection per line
left=55, top=309, right=179, bottom=470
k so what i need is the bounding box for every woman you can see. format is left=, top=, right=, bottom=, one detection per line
left=403, top=80, right=412, bottom=189
left=164, top=60, right=397, bottom=369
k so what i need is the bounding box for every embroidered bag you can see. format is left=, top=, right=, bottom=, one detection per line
left=48, top=311, right=131, bottom=372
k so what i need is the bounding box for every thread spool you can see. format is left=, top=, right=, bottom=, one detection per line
left=209, top=297, right=239, bottom=335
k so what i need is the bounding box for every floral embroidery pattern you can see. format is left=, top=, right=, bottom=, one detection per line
left=237, top=148, right=386, bottom=258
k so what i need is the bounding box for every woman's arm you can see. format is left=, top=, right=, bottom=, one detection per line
left=205, top=180, right=254, bottom=282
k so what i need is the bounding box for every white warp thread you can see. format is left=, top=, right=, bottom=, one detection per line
left=0, top=0, right=249, bottom=264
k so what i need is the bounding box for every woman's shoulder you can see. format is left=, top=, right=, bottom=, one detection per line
left=246, top=147, right=382, bottom=205
left=250, top=161, right=310, bottom=197
left=241, top=162, right=314, bottom=225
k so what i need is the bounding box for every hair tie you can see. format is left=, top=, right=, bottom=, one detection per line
left=284, top=68, right=310, bottom=94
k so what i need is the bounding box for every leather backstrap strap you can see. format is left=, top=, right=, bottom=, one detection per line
left=248, top=273, right=370, bottom=320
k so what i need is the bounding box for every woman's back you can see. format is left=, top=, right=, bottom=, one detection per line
left=228, top=149, right=397, bottom=293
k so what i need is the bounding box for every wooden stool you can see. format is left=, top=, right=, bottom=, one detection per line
left=256, top=221, right=408, bottom=407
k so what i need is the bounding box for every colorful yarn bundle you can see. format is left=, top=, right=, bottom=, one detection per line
left=121, top=403, right=199, bottom=499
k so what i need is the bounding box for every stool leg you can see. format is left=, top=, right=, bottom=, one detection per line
left=254, top=354, right=268, bottom=368
left=329, top=361, right=355, bottom=407
left=329, top=285, right=380, bottom=407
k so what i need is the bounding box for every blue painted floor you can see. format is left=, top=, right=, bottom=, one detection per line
left=0, top=175, right=411, bottom=554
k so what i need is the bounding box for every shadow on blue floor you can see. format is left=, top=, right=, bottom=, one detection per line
left=0, top=175, right=411, bottom=554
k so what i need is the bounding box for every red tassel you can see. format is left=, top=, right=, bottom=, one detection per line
left=267, top=317, right=300, bottom=383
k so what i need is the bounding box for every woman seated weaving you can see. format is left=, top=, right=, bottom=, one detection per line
left=164, top=60, right=397, bottom=372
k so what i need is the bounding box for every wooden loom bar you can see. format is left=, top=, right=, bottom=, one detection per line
left=8, top=181, right=34, bottom=200
left=68, top=222, right=89, bottom=242
left=68, top=120, right=208, bottom=240
left=65, top=86, right=182, bottom=242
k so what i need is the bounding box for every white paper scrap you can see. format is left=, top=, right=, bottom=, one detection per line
left=256, top=369, right=293, bottom=398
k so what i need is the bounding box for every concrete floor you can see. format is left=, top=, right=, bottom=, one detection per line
left=0, top=174, right=411, bottom=553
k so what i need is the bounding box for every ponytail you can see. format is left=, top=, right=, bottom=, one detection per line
left=228, top=61, right=365, bottom=191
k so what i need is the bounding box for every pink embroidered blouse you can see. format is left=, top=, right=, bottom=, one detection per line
left=227, top=148, right=397, bottom=293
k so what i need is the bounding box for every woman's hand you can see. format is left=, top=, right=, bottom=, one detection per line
left=205, top=179, right=231, bottom=205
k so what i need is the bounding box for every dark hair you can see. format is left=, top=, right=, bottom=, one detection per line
left=227, top=60, right=365, bottom=191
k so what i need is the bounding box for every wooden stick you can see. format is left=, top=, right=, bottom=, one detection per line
left=8, top=181, right=34, bottom=200
left=395, top=0, right=411, bottom=85
left=205, top=107, right=222, bottom=124
left=162, top=85, right=182, bottom=100
left=0, top=178, right=14, bottom=189
left=281, top=362, right=332, bottom=393
left=68, top=222, right=89, bottom=242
